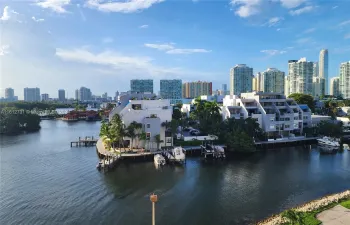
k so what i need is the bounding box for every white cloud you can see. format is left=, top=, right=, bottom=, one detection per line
left=139, top=24, right=149, bottom=29
left=230, top=0, right=262, bottom=18
left=296, top=37, right=311, bottom=44
left=0, top=45, right=10, bottom=56
left=289, top=6, right=314, bottom=16
left=36, top=0, right=71, bottom=13
left=303, top=28, right=316, bottom=34
left=102, top=37, right=114, bottom=43
left=279, top=0, right=306, bottom=9
left=338, top=20, right=350, bottom=26
left=1, top=6, right=19, bottom=21
left=345, top=34, right=350, bottom=39
left=332, top=6, right=338, bottom=9
left=260, top=49, right=286, bottom=56
left=266, top=17, right=283, bottom=27
left=86, top=0, right=164, bottom=13
left=276, top=28, right=281, bottom=31
left=144, top=43, right=211, bottom=54
left=32, top=16, right=45, bottom=22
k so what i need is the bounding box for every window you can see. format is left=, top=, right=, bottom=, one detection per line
left=146, top=124, right=150, bottom=128
left=146, top=132, right=151, bottom=140
left=270, top=118, right=275, bottom=121
left=270, top=125, right=275, bottom=129
left=150, top=114, right=157, bottom=118
left=285, top=125, right=290, bottom=128
left=303, top=116, right=308, bottom=120
left=132, top=104, right=142, bottom=110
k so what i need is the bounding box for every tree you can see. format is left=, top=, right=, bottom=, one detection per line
left=225, top=131, right=256, bottom=153
left=317, top=120, right=343, bottom=138
left=172, top=107, right=182, bottom=120
left=154, top=134, right=164, bottom=150
left=288, top=93, right=315, bottom=112
left=126, top=121, right=143, bottom=149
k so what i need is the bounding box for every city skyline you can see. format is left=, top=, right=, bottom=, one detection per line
left=1, top=1, right=350, bottom=98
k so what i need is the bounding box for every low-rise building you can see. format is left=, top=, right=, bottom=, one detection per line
left=221, top=92, right=312, bottom=137
left=109, top=93, right=172, bottom=150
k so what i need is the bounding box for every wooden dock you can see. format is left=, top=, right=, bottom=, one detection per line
left=71, top=136, right=98, bottom=147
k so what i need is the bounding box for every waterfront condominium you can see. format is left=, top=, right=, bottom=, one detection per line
left=339, top=61, right=350, bottom=99
left=130, top=79, right=153, bottom=93
left=182, top=81, right=212, bottom=98
left=252, top=72, right=263, bottom=92
left=330, top=77, right=340, bottom=97
left=261, top=68, right=285, bottom=94
left=319, top=49, right=328, bottom=94
left=58, top=89, right=66, bottom=101
left=286, top=58, right=314, bottom=95
left=284, top=76, right=291, bottom=97
left=160, top=79, right=182, bottom=100
left=230, top=64, right=253, bottom=95
left=24, top=87, right=40, bottom=102
left=5, top=88, right=14, bottom=99
left=221, top=92, right=312, bottom=137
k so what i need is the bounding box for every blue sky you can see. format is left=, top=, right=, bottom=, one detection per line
left=0, top=0, right=349, bottom=99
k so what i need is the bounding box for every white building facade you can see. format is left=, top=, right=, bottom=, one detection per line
left=24, top=87, right=40, bottom=102
left=261, top=68, right=285, bottom=94
left=330, top=77, right=340, bottom=97
left=340, top=61, right=350, bottom=99
left=230, top=64, right=253, bottom=95
left=221, top=92, right=312, bottom=137
left=287, top=58, right=314, bottom=95
left=319, top=49, right=328, bottom=95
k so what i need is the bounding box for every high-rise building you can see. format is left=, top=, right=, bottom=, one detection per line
left=41, top=93, right=49, bottom=101
left=252, top=72, right=263, bottom=92
left=340, top=61, right=350, bottom=99
left=182, top=81, right=212, bottom=98
left=222, top=84, right=228, bottom=95
left=102, top=92, right=108, bottom=99
left=313, top=62, right=319, bottom=78
left=130, top=79, right=153, bottom=93
left=287, top=58, right=313, bottom=95
left=312, top=77, right=325, bottom=97
left=58, top=89, right=65, bottom=101
left=160, top=79, right=182, bottom=100
left=230, top=64, right=253, bottom=95
left=319, top=49, right=328, bottom=94
left=330, top=77, right=340, bottom=97
left=5, top=88, right=14, bottom=99
left=261, top=68, right=285, bottom=94
left=78, top=87, right=92, bottom=101
left=24, top=87, right=40, bottom=102
left=285, top=76, right=290, bottom=97
left=115, top=91, right=120, bottom=101
left=75, top=89, right=79, bottom=100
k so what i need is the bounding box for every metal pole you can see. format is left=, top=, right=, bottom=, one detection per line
left=152, top=201, right=155, bottom=225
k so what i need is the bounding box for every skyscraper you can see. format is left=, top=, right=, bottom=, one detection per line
left=222, top=84, right=228, bottom=95
left=182, top=81, right=212, bottom=98
left=319, top=49, right=328, bottom=94
left=78, top=87, right=92, bottom=101
left=41, top=93, right=49, bottom=101
left=330, top=77, right=340, bottom=97
left=312, top=77, right=325, bottom=97
left=5, top=88, right=14, bottom=99
left=75, top=89, right=79, bottom=100
left=130, top=79, right=153, bottom=93
left=24, top=87, right=40, bottom=102
left=261, top=68, right=285, bottom=94
left=160, top=79, right=182, bottom=100
left=58, top=89, right=65, bottom=101
left=340, top=61, right=350, bottom=99
left=230, top=64, right=253, bottom=95
left=287, top=58, right=313, bottom=95
left=313, top=62, right=319, bottom=78
left=285, top=76, right=290, bottom=97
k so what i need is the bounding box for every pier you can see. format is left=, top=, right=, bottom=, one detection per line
left=71, top=136, right=98, bottom=147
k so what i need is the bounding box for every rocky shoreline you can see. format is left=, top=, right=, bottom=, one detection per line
left=256, top=189, right=350, bottom=225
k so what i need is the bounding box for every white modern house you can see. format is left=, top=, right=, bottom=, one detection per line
left=221, top=92, right=312, bottom=137
left=109, top=93, right=172, bottom=150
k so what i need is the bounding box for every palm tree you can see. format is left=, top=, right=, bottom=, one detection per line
left=138, top=132, right=147, bottom=150
left=125, top=121, right=142, bottom=149
left=154, top=134, right=163, bottom=150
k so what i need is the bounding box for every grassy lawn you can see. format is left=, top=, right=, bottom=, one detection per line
left=340, top=199, right=350, bottom=209
left=282, top=198, right=350, bottom=225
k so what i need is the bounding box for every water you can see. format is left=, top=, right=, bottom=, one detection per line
left=0, top=121, right=349, bottom=225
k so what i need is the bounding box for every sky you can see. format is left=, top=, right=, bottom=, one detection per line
left=0, top=0, right=349, bottom=100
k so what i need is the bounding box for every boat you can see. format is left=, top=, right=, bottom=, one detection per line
left=172, top=147, right=186, bottom=163
left=201, top=143, right=225, bottom=159
left=154, top=154, right=166, bottom=166
left=317, top=136, right=340, bottom=147
left=343, top=144, right=350, bottom=151
left=319, top=145, right=338, bottom=154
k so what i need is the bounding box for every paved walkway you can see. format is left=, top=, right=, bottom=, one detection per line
left=317, top=205, right=350, bottom=225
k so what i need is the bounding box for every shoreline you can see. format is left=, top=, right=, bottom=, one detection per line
left=256, top=189, right=350, bottom=225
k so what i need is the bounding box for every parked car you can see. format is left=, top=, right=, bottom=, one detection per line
left=183, top=127, right=193, bottom=132
left=190, top=129, right=200, bottom=136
